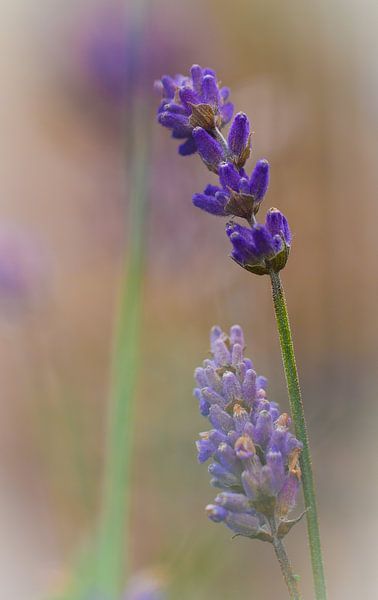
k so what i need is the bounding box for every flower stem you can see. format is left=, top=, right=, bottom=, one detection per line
left=269, top=270, right=327, bottom=600
left=269, top=518, right=301, bottom=599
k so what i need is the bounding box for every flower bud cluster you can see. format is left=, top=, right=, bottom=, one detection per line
left=156, top=64, right=233, bottom=156
left=155, top=64, right=292, bottom=275
left=194, top=325, right=303, bottom=542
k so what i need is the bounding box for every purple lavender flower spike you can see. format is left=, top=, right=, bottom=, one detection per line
left=155, top=64, right=293, bottom=278
left=195, top=325, right=302, bottom=542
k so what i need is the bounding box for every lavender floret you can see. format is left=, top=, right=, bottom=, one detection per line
left=195, top=325, right=302, bottom=542
left=155, top=64, right=233, bottom=156
left=226, top=209, right=291, bottom=275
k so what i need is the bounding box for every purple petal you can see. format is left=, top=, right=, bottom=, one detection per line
left=220, top=102, right=234, bottom=125
left=192, top=127, right=225, bottom=170
left=219, top=162, right=241, bottom=191
left=179, top=86, right=200, bottom=110
left=192, top=192, right=228, bottom=216
left=228, top=112, right=250, bottom=156
left=178, top=137, right=197, bottom=156
left=249, top=159, right=270, bottom=201
left=158, top=111, right=191, bottom=137
left=201, top=75, right=220, bottom=105
left=190, top=64, right=204, bottom=92
left=251, top=225, right=275, bottom=258
left=160, top=75, right=176, bottom=98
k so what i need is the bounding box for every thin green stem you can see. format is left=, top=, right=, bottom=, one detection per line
left=272, top=536, right=301, bottom=600
left=269, top=518, right=301, bottom=600
left=269, top=270, right=327, bottom=600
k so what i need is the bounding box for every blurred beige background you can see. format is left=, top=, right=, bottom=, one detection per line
left=0, top=0, right=377, bottom=598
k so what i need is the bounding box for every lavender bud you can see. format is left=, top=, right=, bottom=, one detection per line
left=212, top=338, right=231, bottom=365
left=179, top=86, right=199, bottom=110
left=178, top=137, right=197, bottom=156
left=230, top=324, right=245, bottom=347
left=208, top=463, right=240, bottom=487
left=202, top=386, right=226, bottom=408
left=228, top=112, right=250, bottom=156
left=215, top=442, right=241, bottom=474
left=206, top=504, right=228, bottom=522
left=224, top=511, right=260, bottom=537
left=266, top=208, right=292, bottom=245
left=251, top=225, right=275, bottom=259
left=192, top=127, right=225, bottom=172
left=222, top=372, right=242, bottom=402
left=215, top=492, right=252, bottom=513
left=231, top=343, right=243, bottom=366
left=190, top=64, right=203, bottom=92
left=160, top=75, right=176, bottom=98
left=194, top=388, right=210, bottom=417
left=157, top=111, right=191, bottom=138
left=192, top=189, right=228, bottom=216
left=249, top=159, right=270, bottom=201
left=194, top=367, right=208, bottom=388
left=209, top=404, right=234, bottom=433
left=196, top=436, right=215, bottom=463
left=220, top=102, right=234, bottom=125
left=256, top=375, right=268, bottom=390
left=242, top=369, right=257, bottom=405
left=204, top=365, right=223, bottom=392
left=266, top=451, right=285, bottom=493
left=202, top=74, right=220, bottom=105
left=253, top=410, right=273, bottom=447
left=276, top=472, right=301, bottom=517
left=219, top=162, right=241, bottom=191
left=233, top=405, right=250, bottom=434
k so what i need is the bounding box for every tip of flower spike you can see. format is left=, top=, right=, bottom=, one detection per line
left=206, top=504, right=227, bottom=522
left=249, top=159, right=270, bottom=202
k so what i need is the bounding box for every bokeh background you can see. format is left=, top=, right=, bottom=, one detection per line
left=1, top=0, right=377, bottom=598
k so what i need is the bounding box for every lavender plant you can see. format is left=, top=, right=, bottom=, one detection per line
left=156, top=64, right=327, bottom=599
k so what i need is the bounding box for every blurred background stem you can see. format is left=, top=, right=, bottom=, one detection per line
left=95, top=1, right=150, bottom=596
left=269, top=271, right=327, bottom=600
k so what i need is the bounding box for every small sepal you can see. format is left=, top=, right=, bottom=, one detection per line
left=189, top=103, right=218, bottom=130
left=277, top=510, right=307, bottom=539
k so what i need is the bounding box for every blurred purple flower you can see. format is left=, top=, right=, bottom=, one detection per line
left=72, top=4, right=190, bottom=107
left=195, top=325, right=303, bottom=540
left=0, top=225, right=45, bottom=311
left=123, top=572, right=165, bottom=600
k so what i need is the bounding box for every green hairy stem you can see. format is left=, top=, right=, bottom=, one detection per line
left=269, top=270, right=327, bottom=600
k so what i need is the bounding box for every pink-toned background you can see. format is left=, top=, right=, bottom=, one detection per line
left=0, top=0, right=377, bottom=598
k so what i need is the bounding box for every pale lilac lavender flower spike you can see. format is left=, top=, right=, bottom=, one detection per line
left=195, top=325, right=302, bottom=542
